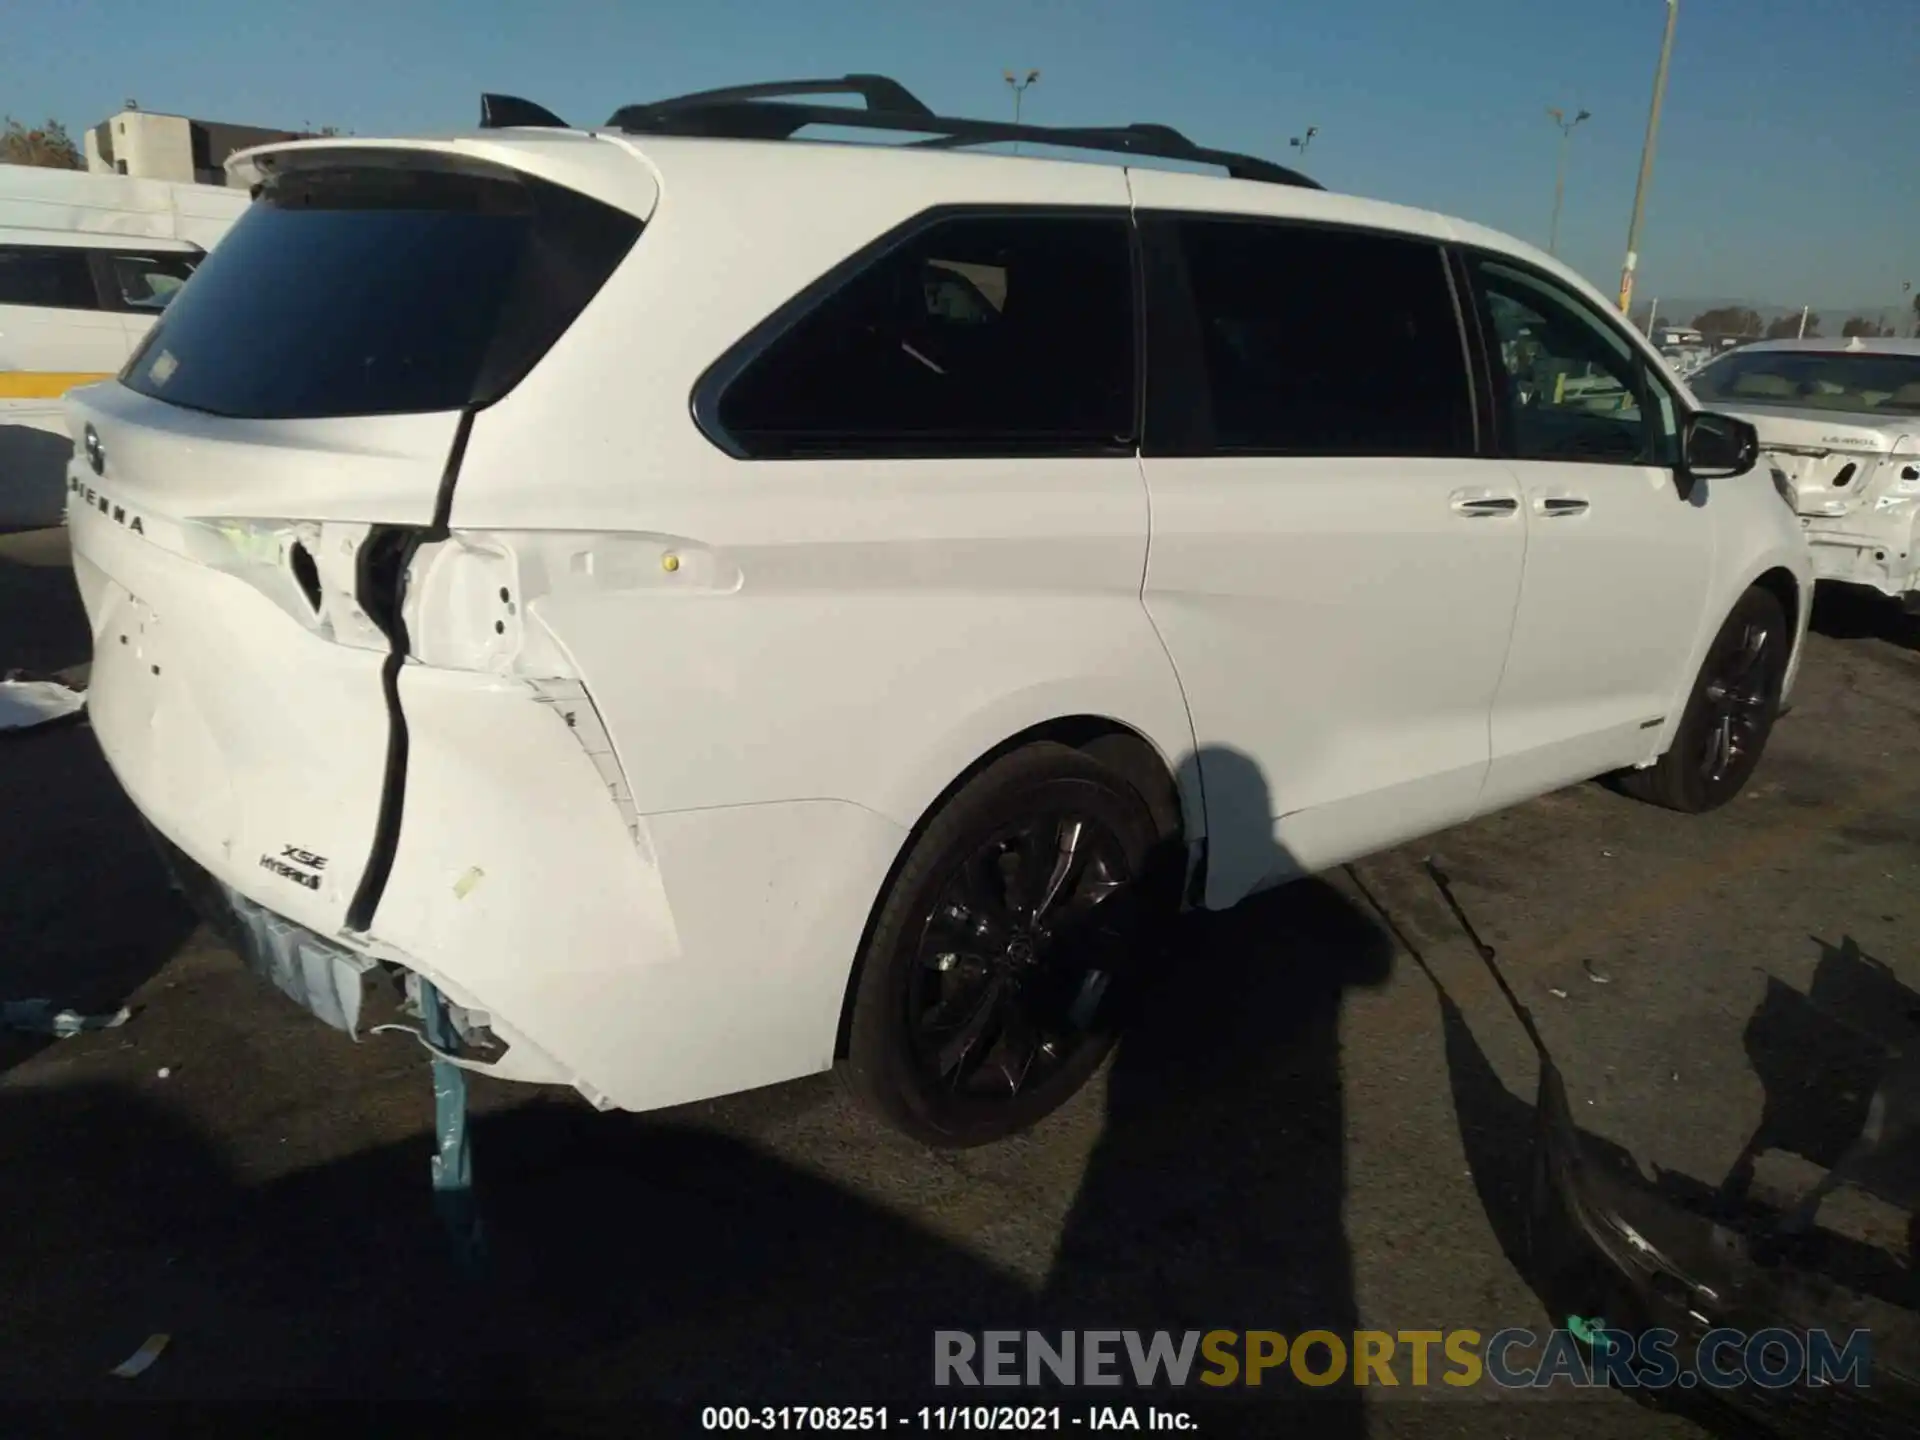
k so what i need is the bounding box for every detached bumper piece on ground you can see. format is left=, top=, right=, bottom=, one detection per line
left=1424, top=864, right=1920, bottom=1434
left=1529, top=1058, right=1919, bottom=1435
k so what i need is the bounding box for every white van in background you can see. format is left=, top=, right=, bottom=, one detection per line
left=2, top=167, right=249, bottom=528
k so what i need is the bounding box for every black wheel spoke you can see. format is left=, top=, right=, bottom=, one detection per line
left=936, top=975, right=1008, bottom=1086
left=989, top=1003, right=1047, bottom=1097
left=1031, top=818, right=1088, bottom=926
left=999, top=820, right=1055, bottom=919
left=1728, top=624, right=1770, bottom=684
left=948, top=855, right=1015, bottom=948
left=1699, top=619, right=1777, bottom=784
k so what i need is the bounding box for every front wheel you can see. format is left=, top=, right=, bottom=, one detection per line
left=841, top=742, right=1167, bottom=1148
left=1617, top=586, right=1789, bottom=813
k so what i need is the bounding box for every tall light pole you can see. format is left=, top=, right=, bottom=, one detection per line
left=1546, top=106, right=1590, bottom=256
left=1004, top=69, right=1040, bottom=123
left=1290, top=125, right=1319, bottom=157
left=1618, top=0, right=1680, bottom=314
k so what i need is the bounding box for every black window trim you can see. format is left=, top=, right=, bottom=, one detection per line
left=1135, top=208, right=1482, bottom=460
left=1456, top=244, right=1689, bottom=471
left=0, top=241, right=106, bottom=314
left=85, top=247, right=205, bottom=315
left=690, top=203, right=1144, bottom=462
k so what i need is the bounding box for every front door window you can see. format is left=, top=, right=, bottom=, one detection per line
left=1472, top=259, right=1679, bottom=469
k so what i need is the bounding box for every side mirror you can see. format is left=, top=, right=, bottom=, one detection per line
left=1682, top=411, right=1760, bottom=487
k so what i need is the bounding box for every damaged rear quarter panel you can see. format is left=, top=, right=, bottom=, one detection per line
left=366, top=661, right=907, bottom=1111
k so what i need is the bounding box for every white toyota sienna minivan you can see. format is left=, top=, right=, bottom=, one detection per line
left=62, top=77, right=1811, bottom=1145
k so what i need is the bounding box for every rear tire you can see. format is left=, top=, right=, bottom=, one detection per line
left=841, top=742, right=1167, bottom=1148
left=1617, top=586, right=1789, bottom=813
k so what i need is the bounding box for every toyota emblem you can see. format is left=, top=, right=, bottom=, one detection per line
left=83, top=424, right=105, bottom=476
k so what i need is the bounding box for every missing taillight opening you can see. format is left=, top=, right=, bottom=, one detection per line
left=1832, top=463, right=1857, bottom=489
left=288, top=541, right=323, bottom=614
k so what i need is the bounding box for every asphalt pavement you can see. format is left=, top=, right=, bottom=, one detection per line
left=3, top=526, right=1916, bottom=1437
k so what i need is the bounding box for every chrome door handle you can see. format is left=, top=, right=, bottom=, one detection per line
left=1450, top=494, right=1519, bottom=517
left=1536, top=496, right=1591, bottom=517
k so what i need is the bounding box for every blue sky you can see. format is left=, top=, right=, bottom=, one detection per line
left=9, top=0, right=1915, bottom=317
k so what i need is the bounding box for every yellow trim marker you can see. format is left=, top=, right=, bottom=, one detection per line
left=0, top=372, right=113, bottom=400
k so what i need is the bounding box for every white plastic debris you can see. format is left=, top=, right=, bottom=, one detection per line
left=156, top=1067, right=172, bottom=1079
left=0, top=677, right=85, bottom=732
left=1583, top=959, right=1612, bottom=985
left=1549, top=987, right=1570, bottom=1000
left=109, top=1333, right=169, bottom=1379
left=2, top=999, right=132, bottom=1038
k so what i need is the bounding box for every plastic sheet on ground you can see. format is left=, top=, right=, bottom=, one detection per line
left=0, top=677, right=85, bottom=732
left=1, top=999, right=132, bottom=1038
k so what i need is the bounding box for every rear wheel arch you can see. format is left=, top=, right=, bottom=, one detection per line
left=831, top=716, right=1186, bottom=1062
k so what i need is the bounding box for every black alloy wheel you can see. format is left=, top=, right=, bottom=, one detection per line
left=842, top=742, right=1168, bottom=1147
left=1697, top=616, right=1775, bottom=788
left=905, top=810, right=1133, bottom=1104
left=1618, top=585, right=1789, bottom=813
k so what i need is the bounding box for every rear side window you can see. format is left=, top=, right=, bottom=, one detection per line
left=103, top=252, right=200, bottom=313
left=121, top=156, right=642, bottom=419
left=1172, top=219, right=1474, bottom=456
left=0, top=246, right=98, bottom=311
left=711, top=212, right=1136, bottom=458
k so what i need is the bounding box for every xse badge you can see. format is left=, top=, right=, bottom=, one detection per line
left=260, top=845, right=329, bottom=892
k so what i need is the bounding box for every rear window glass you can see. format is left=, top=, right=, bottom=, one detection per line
left=105, top=253, right=200, bottom=312
left=1691, top=349, right=1920, bottom=415
left=121, top=158, right=641, bottom=419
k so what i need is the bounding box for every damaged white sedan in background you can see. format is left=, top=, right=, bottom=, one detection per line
left=1693, top=337, right=1920, bottom=612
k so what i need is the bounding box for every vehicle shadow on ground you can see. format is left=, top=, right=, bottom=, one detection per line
left=1810, top=585, right=1920, bottom=654
left=0, top=746, right=1394, bottom=1434
left=1708, top=936, right=1920, bottom=1302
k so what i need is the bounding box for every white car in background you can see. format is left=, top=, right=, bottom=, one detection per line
left=1, top=166, right=250, bottom=528
left=1691, top=337, right=1920, bottom=610
left=62, top=76, right=1810, bottom=1147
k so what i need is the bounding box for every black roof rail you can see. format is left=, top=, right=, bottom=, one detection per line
left=616, top=73, right=935, bottom=120
left=480, top=93, right=569, bottom=129
left=601, top=73, right=1320, bottom=190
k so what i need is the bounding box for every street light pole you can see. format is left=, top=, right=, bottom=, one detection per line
left=1004, top=68, right=1040, bottom=149
left=1617, top=0, right=1680, bottom=314
left=1290, top=125, right=1319, bottom=158
left=1546, top=105, right=1591, bottom=257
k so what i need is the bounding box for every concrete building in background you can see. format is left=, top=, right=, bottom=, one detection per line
left=84, top=106, right=306, bottom=187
